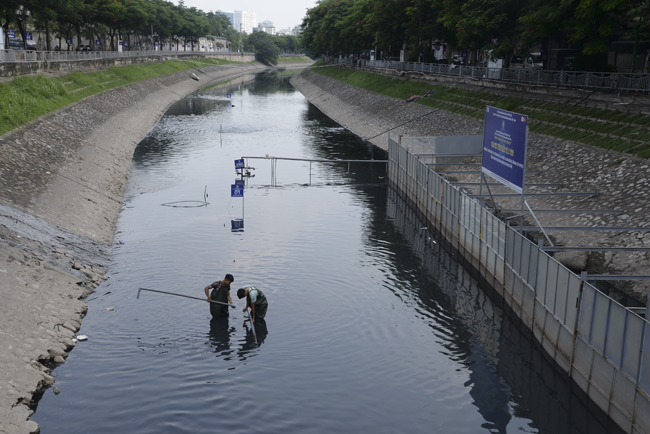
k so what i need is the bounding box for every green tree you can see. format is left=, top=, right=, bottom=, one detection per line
left=246, top=31, right=280, bottom=65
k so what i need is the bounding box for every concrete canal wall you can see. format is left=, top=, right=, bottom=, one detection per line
left=387, top=137, right=650, bottom=434
left=291, top=68, right=650, bottom=433
left=0, top=60, right=305, bottom=434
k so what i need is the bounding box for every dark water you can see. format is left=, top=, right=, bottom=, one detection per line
left=32, top=72, right=623, bottom=434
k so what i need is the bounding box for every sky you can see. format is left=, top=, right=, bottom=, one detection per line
left=181, top=0, right=318, bottom=31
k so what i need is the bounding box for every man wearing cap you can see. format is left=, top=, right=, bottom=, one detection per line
left=204, top=274, right=234, bottom=317
left=237, top=285, right=268, bottom=323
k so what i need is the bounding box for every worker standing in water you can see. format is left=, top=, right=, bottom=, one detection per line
left=204, top=274, right=234, bottom=317
left=237, top=285, right=268, bottom=323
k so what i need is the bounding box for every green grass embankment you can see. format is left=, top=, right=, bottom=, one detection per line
left=0, top=58, right=239, bottom=136
left=314, top=66, right=650, bottom=159
left=278, top=56, right=312, bottom=62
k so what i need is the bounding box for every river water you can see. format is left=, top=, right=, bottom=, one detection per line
left=32, top=72, right=624, bottom=434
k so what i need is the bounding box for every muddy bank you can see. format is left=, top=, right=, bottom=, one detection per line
left=291, top=68, right=650, bottom=302
left=0, top=61, right=318, bottom=434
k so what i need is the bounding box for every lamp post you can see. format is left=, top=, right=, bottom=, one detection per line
left=15, top=6, right=31, bottom=50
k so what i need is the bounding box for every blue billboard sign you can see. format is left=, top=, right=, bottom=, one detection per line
left=7, top=30, right=16, bottom=39
left=481, top=106, right=528, bottom=194
left=234, top=159, right=245, bottom=169
left=231, top=184, right=243, bottom=197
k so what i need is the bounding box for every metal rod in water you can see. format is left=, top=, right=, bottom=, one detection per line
left=246, top=309, right=258, bottom=342
left=137, top=288, right=234, bottom=307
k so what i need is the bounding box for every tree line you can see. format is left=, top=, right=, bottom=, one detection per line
left=300, top=0, right=650, bottom=70
left=1, top=0, right=302, bottom=57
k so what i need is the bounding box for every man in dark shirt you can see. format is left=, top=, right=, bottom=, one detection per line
left=204, top=274, right=234, bottom=317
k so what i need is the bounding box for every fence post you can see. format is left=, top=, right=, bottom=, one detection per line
left=567, top=271, right=588, bottom=378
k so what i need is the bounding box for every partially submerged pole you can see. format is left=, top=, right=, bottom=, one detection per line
left=137, top=287, right=235, bottom=307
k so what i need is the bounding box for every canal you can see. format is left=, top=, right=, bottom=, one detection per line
left=32, top=72, right=624, bottom=434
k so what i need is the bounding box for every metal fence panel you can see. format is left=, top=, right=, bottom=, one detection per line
left=506, top=227, right=515, bottom=265
left=578, top=283, right=596, bottom=337
left=565, top=273, right=581, bottom=333
left=536, top=252, right=549, bottom=303
left=555, top=266, right=570, bottom=324
left=605, top=302, right=627, bottom=369
left=512, top=231, right=524, bottom=276
left=622, top=312, right=644, bottom=380
left=526, top=240, right=539, bottom=287
left=520, top=234, right=532, bottom=280
left=639, top=321, right=650, bottom=395
left=544, top=259, right=559, bottom=311
left=591, top=290, right=611, bottom=354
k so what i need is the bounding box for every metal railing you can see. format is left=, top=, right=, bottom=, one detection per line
left=0, top=48, right=253, bottom=63
left=329, top=57, right=650, bottom=93
left=388, top=137, right=650, bottom=433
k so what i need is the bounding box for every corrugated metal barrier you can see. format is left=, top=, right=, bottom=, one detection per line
left=388, top=137, right=650, bottom=433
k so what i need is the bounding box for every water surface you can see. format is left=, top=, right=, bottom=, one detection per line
left=32, top=72, right=623, bottom=434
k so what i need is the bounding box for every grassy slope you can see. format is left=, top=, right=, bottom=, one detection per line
left=314, top=66, right=650, bottom=159
left=0, top=58, right=238, bottom=136
left=278, top=56, right=312, bottom=62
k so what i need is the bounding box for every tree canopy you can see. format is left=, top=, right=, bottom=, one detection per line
left=1, top=0, right=240, bottom=51
left=301, top=0, right=650, bottom=70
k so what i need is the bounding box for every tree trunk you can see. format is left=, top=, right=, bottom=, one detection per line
left=76, top=23, right=82, bottom=49
left=45, top=20, right=51, bottom=51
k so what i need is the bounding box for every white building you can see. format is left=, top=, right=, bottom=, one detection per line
left=232, top=10, right=256, bottom=34
left=253, top=20, right=275, bottom=35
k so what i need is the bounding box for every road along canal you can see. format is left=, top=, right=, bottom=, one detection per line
left=31, top=72, right=624, bottom=434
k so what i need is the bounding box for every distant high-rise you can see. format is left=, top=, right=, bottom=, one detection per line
left=231, top=11, right=256, bottom=34
left=218, top=10, right=234, bottom=26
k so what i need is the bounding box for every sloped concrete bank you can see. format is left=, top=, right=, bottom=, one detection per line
left=290, top=69, right=650, bottom=300
left=0, top=61, right=281, bottom=434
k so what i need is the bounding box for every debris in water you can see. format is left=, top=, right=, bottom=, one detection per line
left=104, top=307, right=114, bottom=311
left=76, top=335, right=88, bottom=341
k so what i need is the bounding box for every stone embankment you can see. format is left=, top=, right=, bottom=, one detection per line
left=0, top=60, right=313, bottom=434
left=291, top=68, right=650, bottom=301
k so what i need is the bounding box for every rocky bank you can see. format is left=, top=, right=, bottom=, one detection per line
left=291, top=68, right=650, bottom=302
left=0, top=60, right=315, bottom=434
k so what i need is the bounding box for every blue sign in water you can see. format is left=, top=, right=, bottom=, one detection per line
left=231, top=219, right=244, bottom=232
left=231, top=184, right=244, bottom=197
left=481, top=106, right=528, bottom=194
left=234, top=159, right=245, bottom=169
left=227, top=93, right=231, bottom=98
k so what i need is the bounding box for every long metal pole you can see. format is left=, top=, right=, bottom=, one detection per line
left=137, top=288, right=234, bottom=307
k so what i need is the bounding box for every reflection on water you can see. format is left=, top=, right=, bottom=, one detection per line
left=31, top=73, right=624, bottom=434
left=386, top=187, right=625, bottom=434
